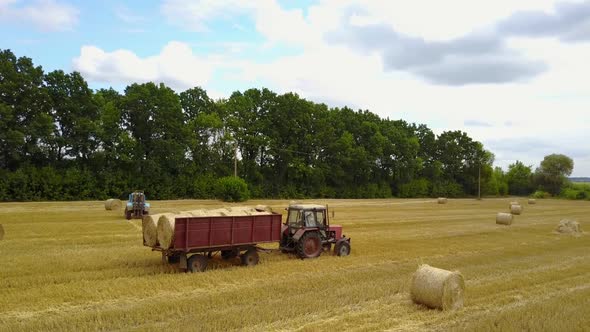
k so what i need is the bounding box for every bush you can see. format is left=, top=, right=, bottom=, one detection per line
left=215, top=176, right=250, bottom=202
left=431, top=180, right=464, bottom=198
left=398, top=178, right=430, bottom=198
left=559, top=183, right=590, bottom=200
left=531, top=190, right=551, bottom=199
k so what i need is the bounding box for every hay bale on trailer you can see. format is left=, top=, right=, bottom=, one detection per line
left=142, top=213, right=173, bottom=247
left=510, top=204, right=523, bottom=215
left=410, top=264, right=465, bottom=310
left=528, top=199, right=536, bottom=205
left=496, top=213, right=513, bottom=225
left=104, top=199, right=122, bottom=210
left=0, top=224, right=4, bottom=240
left=255, top=204, right=272, bottom=212
left=157, top=213, right=192, bottom=250
left=437, top=197, right=448, bottom=204
left=556, top=219, right=582, bottom=235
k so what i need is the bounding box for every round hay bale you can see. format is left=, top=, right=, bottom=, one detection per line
left=157, top=213, right=190, bottom=250
left=410, top=264, right=465, bottom=310
left=255, top=204, right=271, bottom=212
left=104, top=199, right=122, bottom=210
left=188, top=209, right=206, bottom=217
left=205, top=208, right=228, bottom=216
left=0, top=224, right=4, bottom=240
left=528, top=199, right=536, bottom=205
left=496, top=213, right=513, bottom=225
left=556, top=219, right=582, bottom=234
left=510, top=204, right=523, bottom=215
left=437, top=197, right=448, bottom=204
left=142, top=213, right=170, bottom=247
left=509, top=201, right=519, bottom=209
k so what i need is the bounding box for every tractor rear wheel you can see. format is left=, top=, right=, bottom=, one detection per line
left=334, top=241, right=351, bottom=257
left=296, top=231, right=322, bottom=259
left=240, top=248, right=259, bottom=266
left=221, top=248, right=239, bottom=260
left=187, top=254, right=208, bottom=272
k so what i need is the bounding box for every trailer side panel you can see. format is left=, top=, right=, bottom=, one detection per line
left=172, top=213, right=282, bottom=250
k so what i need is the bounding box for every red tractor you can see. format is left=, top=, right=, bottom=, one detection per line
left=279, top=204, right=351, bottom=258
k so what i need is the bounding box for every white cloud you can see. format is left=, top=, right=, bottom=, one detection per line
left=0, top=0, right=78, bottom=31
left=73, top=42, right=214, bottom=91
left=76, top=0, right=590, bottom=174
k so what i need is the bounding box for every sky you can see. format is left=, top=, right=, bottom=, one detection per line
left=2, top=0, right=590, bottom=176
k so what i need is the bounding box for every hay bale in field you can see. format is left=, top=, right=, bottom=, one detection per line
left=509, top=201, right=519, bottom=208
left=528, top=199, right=536, bottom=205
left=142, top=213, right=172, bottom=247
left=0, top=224, right=4, bottom=240
left=496, top=213, right=513, bottom=225
left=104, top=199, right=122, bottom=210
left=437, top=197, right=448, bottom=204
left=410, top=264, right=465, bottom=311
left=556, top=219, right=582, bottom=235
left=510, top=204, right=523, bottom=215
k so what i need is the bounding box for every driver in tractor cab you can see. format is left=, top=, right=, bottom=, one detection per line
left=304, top=211, right=317, bottom=227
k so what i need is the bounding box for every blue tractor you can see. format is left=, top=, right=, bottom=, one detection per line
left=124, top=191, right=150, bottom=220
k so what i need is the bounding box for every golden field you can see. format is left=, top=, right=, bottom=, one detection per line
left=0, top=198, right=588, bottom=331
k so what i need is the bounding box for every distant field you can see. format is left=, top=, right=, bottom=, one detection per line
left=0, top=198, right=588, bottom=331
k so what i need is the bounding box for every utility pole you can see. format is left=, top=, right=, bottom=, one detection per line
left=234, top=143, right=238, bottom=177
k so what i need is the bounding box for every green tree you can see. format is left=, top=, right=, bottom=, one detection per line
left=534, top=154, right=574, bottom=195
left=506, top=161, right=533, bottom=195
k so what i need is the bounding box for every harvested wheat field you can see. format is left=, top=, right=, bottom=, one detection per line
left=0, top=198, right=589, bottom=331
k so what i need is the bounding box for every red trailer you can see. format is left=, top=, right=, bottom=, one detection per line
left=151, top=213, right=283, bottom=272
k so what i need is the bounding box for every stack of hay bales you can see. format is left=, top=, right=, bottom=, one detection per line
left=410, top=264, right=465, bottom=311
left=104, top=199, right=122, bottom=210
left=437, top=197, right=448, bottom=204
left=555, top=219, right=583, bottom=235
left=142, top=213, right=174, bottom=247
left=528, top=199, right=536, bottom=205
left=0, top=224, right=4, bottom=240
left=496, top=213, right=513, bottom=225
left=154, top=207, right=272, bottom=250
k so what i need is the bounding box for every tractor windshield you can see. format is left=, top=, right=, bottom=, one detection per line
left=287, top=208, right=325, bottom=228
left=287, top=209, right=303, bottom=227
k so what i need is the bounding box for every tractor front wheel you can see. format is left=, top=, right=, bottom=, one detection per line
left=124, top=208, right=131, bottom=220
left=334, top=241, right=351, bottom=257
left=187, top=254, right=208, bottom=272
left=297, top=231, right=322, bottom=259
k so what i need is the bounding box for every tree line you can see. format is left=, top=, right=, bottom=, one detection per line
left=0, top=49, right=571, bottom=201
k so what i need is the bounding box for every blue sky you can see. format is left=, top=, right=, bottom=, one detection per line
left=2, top=0, right=590, bottom=175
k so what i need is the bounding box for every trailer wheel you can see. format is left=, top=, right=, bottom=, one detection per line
left=296, top=231, right=322, bottom=259
left=334, top=241, right=351, bottom=257
left=221, top=248, right=239, bottom=260
left=187, top=254, right=208, bottom=272
left=240, top=249, right=259, bottom=267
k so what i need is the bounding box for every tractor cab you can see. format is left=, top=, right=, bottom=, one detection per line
left=280, top=204, right=351, bottom=259
left=285, top=204, right=328, bottom=231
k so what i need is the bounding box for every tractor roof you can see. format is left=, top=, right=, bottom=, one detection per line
left=289, top=204, right=326, bottom=210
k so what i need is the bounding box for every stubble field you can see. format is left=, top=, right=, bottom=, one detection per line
left=0, top=198, right=588, bottom=331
